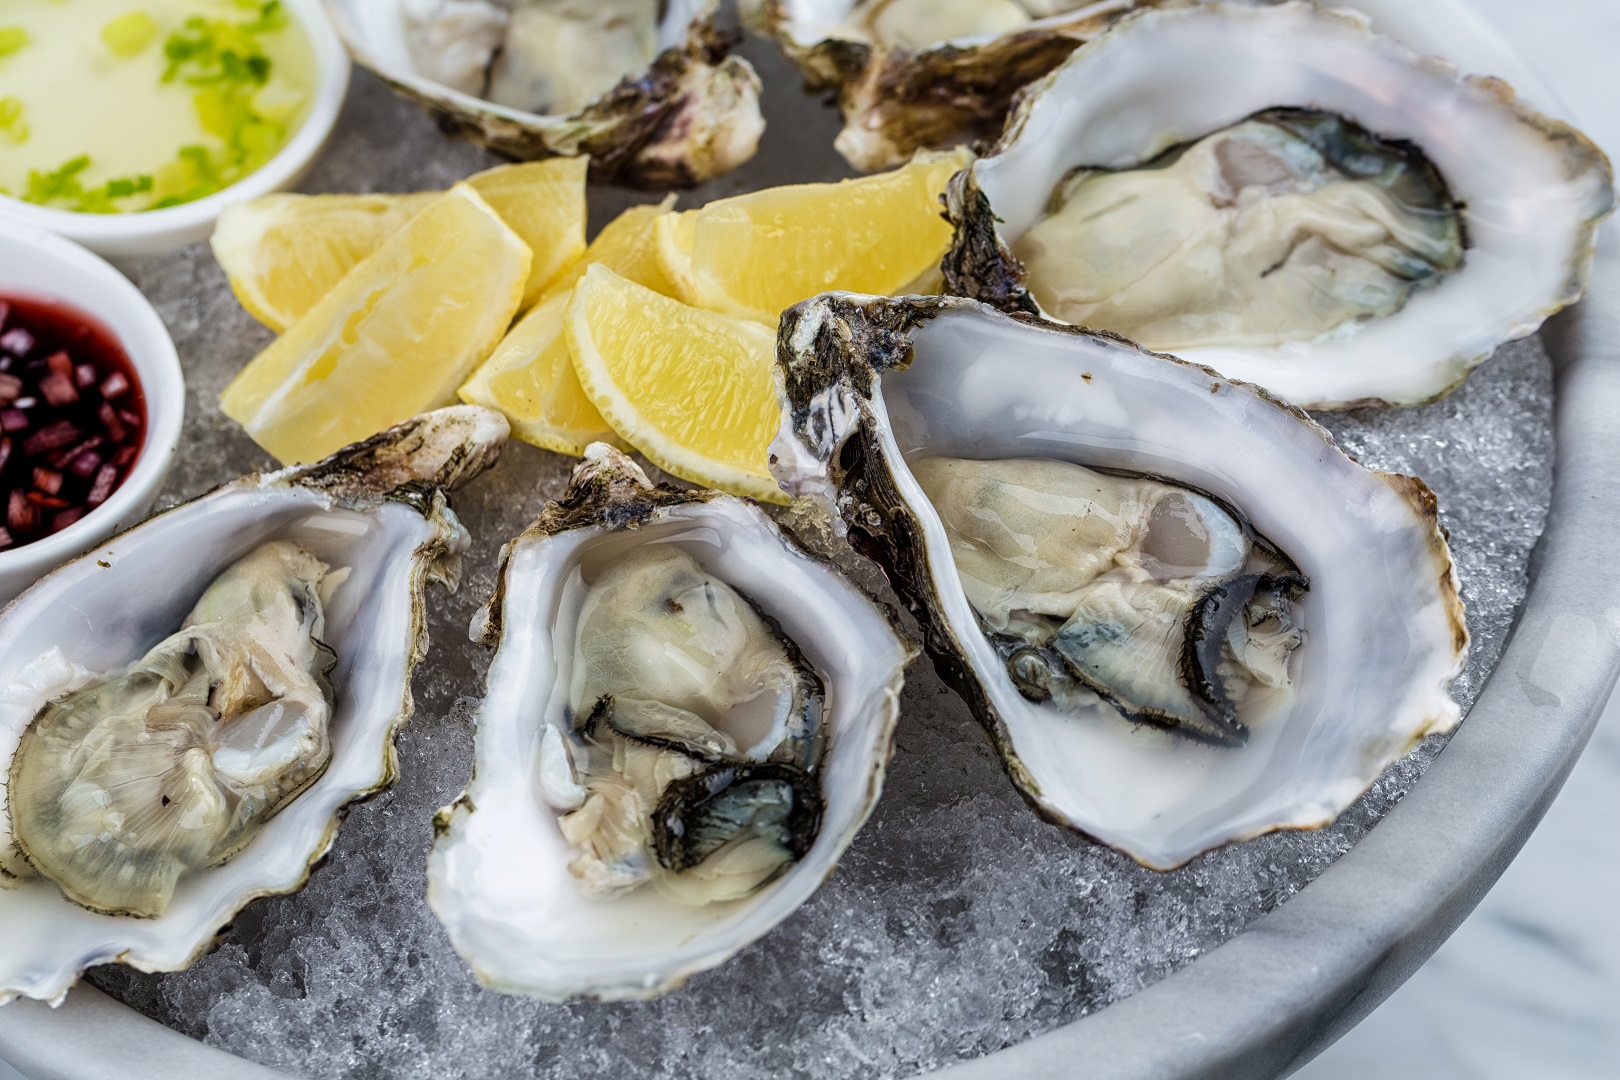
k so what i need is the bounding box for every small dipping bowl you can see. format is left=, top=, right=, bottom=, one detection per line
left=0, top=226, right=184, bottom=605
left=0, top=0, right=350, bottom=262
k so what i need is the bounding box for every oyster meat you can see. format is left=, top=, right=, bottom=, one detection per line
left=945, top=1, right=1614, bottom=408
left=846, top=0, right=1085, bottom=50
left=486, top=0, right=660, bottom=115
left=347, top=0, right=764, bottom=186
left=6, top=543, right=338, bottom=918
left=407, top=0, right=664, bottom=117
left=911, top=456, right=1304, bottom=746
left=557, top=544, right=827, bottom=904
left=1014, top=108, right=1465, bottom=351
left=772, top=294, right=1466, bottom=869
left=401, top=0, right=512, bottom=96
left=428, top=445, right=914, bottom=1000
left=0, top=406, right=507, bottom=1005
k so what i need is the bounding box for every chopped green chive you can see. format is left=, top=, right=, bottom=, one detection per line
left=0, top=26, right=30, bottom=61
left=102, top=12, right=160, bottom=58
left=16, top=2, right=302, bottom=214
left=23, top=156, right=156, bottom=214
left=0, top=96, right=26, bottom=145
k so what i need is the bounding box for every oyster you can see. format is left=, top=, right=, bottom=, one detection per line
left=771, top=294, right=1466, bottom=869
left=746, top=0, right=1169, bottom=171
left=944, top=0, right=1615, bottom=408
left=428, top=445, right=914, bottom=999
left=334, top=0, right=765, bottom=187
left=0, top=406, right=507, bottom=1005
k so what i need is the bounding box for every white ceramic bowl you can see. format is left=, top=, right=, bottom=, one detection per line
left=0, top=226, right=185, bottom=604
left=0, top=0, right=351, bottom=261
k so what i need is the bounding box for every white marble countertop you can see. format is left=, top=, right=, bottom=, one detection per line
left=1296, top=691, right=1620, bottom=1078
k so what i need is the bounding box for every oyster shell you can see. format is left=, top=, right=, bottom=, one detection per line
left=943, top=0, right=1615, bottom=409
left=0, top=406, right=508, bottom=1005
left=747, top=0, right=1166, bottom=172
left=771, top=293, right=1466, bottom=869
left=428, top=444, right=914, bottom=1000
left=330, top=0, right=765, bottom=187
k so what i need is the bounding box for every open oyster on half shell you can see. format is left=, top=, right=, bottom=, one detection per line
left=328, top=0, right=765, bottom=186
left=0, top=407, right=507, bottom=1005
left=943, top=0, right=1614, bottom=409
left=747, top=0, right=1167, bottom=172
left=771, top=293, right=1466, bottom=869
left=428, top=444, right=914, bottom=1000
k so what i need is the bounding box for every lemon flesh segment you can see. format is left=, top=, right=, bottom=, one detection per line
left=460, top=291, right=624, bottom=456
left=655, top=148, right=972, bottom=325
left=543, top=196, right=680, bottom=302
left=467, top=158, right=589, bottom=309
left=566, top=264, right=786, bottom=503
left=210, top=159, right=587, bottom=332
left=222, top=184, right=532, bottom=465
left=211, top=192, right=440, bottom=332
left=460, top=198, right=678, bottom=457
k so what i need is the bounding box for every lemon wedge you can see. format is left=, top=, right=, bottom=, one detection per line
left=654, top=148, right=971, bottom=325
left=221, top=184, right=532, bottom=464
left=467, top=158, right=590, bottom=308
left=212, top=159, right=587, bottom=331
left=460, top=198, right=677, bottom=456
left=460, top=290, right=613, bottom=457
left=542, top=196, right=680, bottom=301
left=566, top=263, right=785, bottom=502
left=211, top=191, right=438, bottom=332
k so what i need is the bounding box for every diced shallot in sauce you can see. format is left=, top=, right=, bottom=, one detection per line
left=0, top=295, right=145, bottom=551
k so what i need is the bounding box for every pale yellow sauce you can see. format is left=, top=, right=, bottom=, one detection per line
left=0, top=0, right=315, bottom=210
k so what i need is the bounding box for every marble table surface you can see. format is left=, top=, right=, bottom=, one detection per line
left=1293, top=686, right=1620, bottom=1078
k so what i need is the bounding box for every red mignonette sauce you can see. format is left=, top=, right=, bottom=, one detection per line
left=0, top=295, right=146, bottom=551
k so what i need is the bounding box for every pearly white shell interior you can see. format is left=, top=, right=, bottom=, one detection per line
left=772, top=0, right=1140, bottom=49
left=973, top=1, right=1613, bottom=407
left=858, top=306, right=1464, bottom=869
left=327, top=0, right=713, bottom=126
left=0, top=484, right=453, bottom=1004
left=427, top=495, right=910, bottom=1000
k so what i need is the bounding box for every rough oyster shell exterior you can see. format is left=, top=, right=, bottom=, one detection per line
left=746, top=0, right=1168, bottom=172
left=326, top=0, right=764, bottom=187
